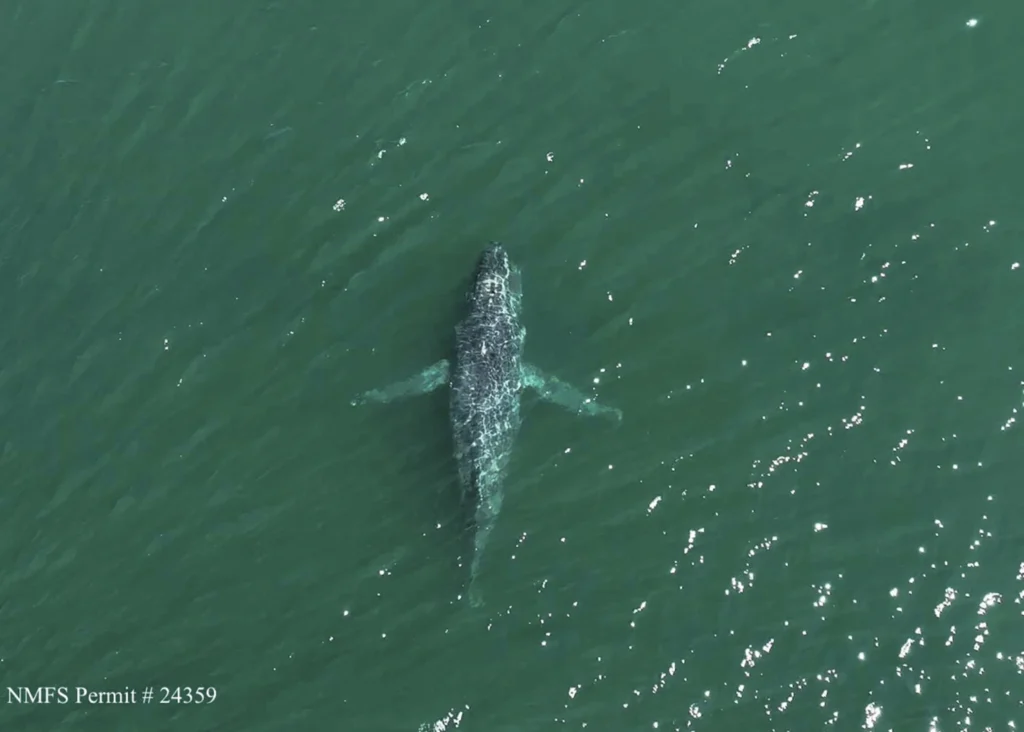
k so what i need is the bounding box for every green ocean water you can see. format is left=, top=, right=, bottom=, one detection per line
left=2, top=1, right=1023, bottom=730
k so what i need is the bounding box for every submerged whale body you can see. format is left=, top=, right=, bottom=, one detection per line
left=352, top=243, right=621, bottom=606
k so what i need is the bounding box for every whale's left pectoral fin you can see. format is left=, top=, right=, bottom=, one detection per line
left=351, top=359, right=450, bottom=406
left=522, top=363, right=622, bottom=423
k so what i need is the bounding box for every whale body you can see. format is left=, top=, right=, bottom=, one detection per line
left=352, top=243, right=621, bottom=605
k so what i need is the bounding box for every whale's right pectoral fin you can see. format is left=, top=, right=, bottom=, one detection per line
left=351, top=359, right=450, bottom=406
left=522, top=363, right=623, bottom=423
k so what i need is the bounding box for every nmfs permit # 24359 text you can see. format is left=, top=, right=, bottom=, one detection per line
left=7, top=687, right=217, bottom=704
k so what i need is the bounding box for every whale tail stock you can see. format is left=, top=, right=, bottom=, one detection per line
left=466, top=511, right=495, bottom=608
left=467, top=576, right=484, bottom=608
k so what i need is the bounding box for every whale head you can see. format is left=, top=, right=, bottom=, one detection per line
left=470, top=242, right=521, bottom=311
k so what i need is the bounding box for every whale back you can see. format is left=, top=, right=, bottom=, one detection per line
left=450, top=243, right=525, bottom=503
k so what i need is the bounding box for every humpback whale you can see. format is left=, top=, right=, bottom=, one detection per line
left=352, top=243, right=621, bottom=606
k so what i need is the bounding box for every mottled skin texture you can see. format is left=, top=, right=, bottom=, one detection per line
left=449, top=245, right=525, bottom=601
left=352, top=243, right=621, bottom=607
